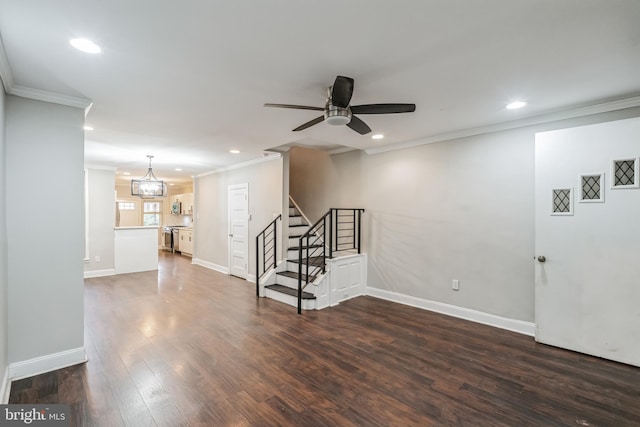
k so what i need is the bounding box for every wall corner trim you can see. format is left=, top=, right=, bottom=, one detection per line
left=84, top=269, right=116, bottom=279
left=192, top=258, right=229, bottom=275
left=8, top=347, right=87, bottom=381
left=366, top=287, right=535, bottom=337
left=1, top=366, right=10, bottom=404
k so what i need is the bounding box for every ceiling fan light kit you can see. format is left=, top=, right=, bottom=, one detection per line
left=324, top=103, right=352, bottom=126
left=265, top=75, right=416, bottom=135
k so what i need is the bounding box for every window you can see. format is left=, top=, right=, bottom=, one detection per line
left=143, top=201, right=162, bottom=226
left=118, top=201, right=136, bottom=210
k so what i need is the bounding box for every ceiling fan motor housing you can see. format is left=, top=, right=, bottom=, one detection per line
left=324, top=102, right=352, bottom=126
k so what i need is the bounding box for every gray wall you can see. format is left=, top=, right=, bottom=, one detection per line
left=195, top=157, right=283, bottom=275
left=84, top=169, right=116, bottom=274
left=6, top=96, right=84, bottom=362
left=0, top=83, right=7, bottom=385
left=303, top=107, right=640, bottom=323
left=289, top=146, right=335, bottom=222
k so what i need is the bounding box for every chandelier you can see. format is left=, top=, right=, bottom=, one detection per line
left=131, top=155, right=166, bottom=198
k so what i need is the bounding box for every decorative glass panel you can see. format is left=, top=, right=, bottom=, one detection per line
left=579, top=173, right=604, bottom=203
left=612, top=158, right=639, bottom=189
left=551, top=188, right=573, bottom=216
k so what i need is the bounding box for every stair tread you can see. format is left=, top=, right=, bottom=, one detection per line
left=289, top=213, right=302, bottom=217
left=266, top=284, right=316, bottom=299
left=288, top=243, right=324, bottom=250
left=288, top=255, right=325, bottom=266
left=288, top=224, right=309, bottom=228
left=277, top=270, right=317, bottom=282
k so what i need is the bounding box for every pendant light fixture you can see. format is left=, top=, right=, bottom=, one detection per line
left=131, top=155, right=166, bottom=198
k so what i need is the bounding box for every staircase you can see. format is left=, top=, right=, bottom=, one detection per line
left=263, top=199, right=321, bottom=310
left=255, top=197, right=365, bottom=313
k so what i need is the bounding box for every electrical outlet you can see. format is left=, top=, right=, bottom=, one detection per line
left=95, top=255, right=101, bottom=262
left=452, top=279, right=459, bottom=291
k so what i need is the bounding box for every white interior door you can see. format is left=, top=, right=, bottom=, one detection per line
left=534, top=117, right=640, bottom=367
left=228, top=183, right=249, bottom=279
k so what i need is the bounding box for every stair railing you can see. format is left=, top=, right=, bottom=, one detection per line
left=255, top=214, right=281, bottom=297
left=297, top=208, right=365, bottom=314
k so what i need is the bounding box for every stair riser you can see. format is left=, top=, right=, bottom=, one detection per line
left=286, top=247, right=324, bottom=259
left=264, top=288, right=316, bottom=310
left=288, top=216, right=307, bottom=226
left=286, top=260, right=324, bottom=274
left=288, top=207, right=297, bottom=216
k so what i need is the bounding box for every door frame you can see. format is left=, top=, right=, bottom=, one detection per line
left=228, top=183, right=249, bottom=279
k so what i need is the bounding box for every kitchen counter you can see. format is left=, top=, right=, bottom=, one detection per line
left=114, top=227, right=158, bottom=274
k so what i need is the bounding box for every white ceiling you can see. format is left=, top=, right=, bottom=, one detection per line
left=1, top=1, right=639, bottom=185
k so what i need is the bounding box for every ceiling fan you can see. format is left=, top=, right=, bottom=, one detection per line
left=265, top=75, right=416, bottom=135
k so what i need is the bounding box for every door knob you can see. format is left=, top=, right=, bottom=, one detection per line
left=229, top=234, right=233, bottom=237
left=537, top=256, right=546, bottom=263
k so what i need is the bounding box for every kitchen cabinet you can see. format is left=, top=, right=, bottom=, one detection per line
left=179, top=229, right=193, bottom=256
left=181, top=193, right=194, bottom=215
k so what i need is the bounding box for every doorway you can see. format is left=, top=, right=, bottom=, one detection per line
left=228, top=183, right=249, bottom=279
left=534, top=117, right=640, bottom=367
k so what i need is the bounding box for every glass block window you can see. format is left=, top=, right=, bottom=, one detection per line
left=118, top=201, right=136, bottom=211
left=612, top=158, right=639, bottom=189
left=551, top=188, right=573, bottom=216
left=579, top=173, right=604, bottom=203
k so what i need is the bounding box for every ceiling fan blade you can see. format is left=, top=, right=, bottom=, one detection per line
left=347, top=116, right=371, bottom=135
left=293, top=115, right=325, bottom=131
left=351, top=103, right=416, bottom=114
left=331, top=76, right=354, bottom=108
left=264, top=103, right=324, bottom=111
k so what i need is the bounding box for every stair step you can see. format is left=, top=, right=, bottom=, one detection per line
left=265, top=284, right=316, bottom=300
left=288, top=255, right=325, bottom=267
left=289, top=213, right=302, bottom=218
left=288, top=243, right=323, bottom=251
left=277, top=270, right=317, bottom=282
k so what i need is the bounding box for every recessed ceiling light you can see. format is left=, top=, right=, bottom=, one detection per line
left=230, top=150, right=240, bottom=154
left=169, top=183, right=175, bottom=186
left=371, top=134, right=384, bottom=140
left=122, top=172, right=131, bottom=176
left=70, top=38, right=101, bottom=54
left=83, top=125, right=93, bottom=131
left=175, top=168, right=182, bottom=171
left=506, top=101, right=527, bottom=110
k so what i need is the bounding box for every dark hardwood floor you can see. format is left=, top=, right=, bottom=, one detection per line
left=9, top=251, right=640, bottom=426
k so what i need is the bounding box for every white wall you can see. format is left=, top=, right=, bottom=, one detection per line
left=0, top=83, right=8, bottom=394
left=195, top=157, right=283, bottom=276
left=84, top=169, right=116, bottom=275
left=5, top=96, right=85, bottom=366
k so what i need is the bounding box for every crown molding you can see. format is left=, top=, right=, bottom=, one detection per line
left=365, top=95, right=640, bottom=155
left=0, top=33, right=92, bottom=108
left=10, top=84, right=92, bottom=109
left=196, top=153, right=282, bottom=178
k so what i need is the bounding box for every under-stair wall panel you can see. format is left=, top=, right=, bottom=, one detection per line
left=330, top=254, right=367, bottom=306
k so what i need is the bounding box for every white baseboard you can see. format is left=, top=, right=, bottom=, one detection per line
left=366, top=287, right=535, bottom=336
left=1, top=366, right=10, bottom=404
left=83, top=268, right=115, bottom=279
left=246, top=274, right=256, bottom=284
left=8, top=347, right=87, bottom=381
left=192, top=258, right=229, bottom=275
